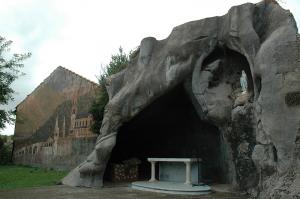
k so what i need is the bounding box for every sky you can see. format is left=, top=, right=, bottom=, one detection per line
left=0, top=0, right=299, bottom=135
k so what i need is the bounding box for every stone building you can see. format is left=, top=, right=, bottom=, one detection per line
left=13, top=66, right=100, bottom=170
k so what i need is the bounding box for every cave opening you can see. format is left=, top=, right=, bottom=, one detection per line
left=104, top=83, right=227, bottom=184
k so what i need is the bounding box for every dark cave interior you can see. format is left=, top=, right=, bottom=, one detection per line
left=104, top=84, right=226, bottom=184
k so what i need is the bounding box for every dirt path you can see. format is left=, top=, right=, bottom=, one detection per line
left=0, top=185, right=248, bottom=199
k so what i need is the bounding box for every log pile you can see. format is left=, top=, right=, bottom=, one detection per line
left=110, top=158, right=141, bottom=182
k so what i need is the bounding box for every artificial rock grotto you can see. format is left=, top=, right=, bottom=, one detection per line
left=63, top=1, right=300, bottom=198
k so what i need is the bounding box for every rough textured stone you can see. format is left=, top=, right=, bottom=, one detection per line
left=63, top=1, right=300, bottom=198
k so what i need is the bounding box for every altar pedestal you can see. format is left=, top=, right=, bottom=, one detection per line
left=159, top=161, right=201, bottom=184
left=132, top=158, right=211, bottom=195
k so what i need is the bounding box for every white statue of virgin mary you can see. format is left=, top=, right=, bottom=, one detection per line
left=240, top=70, right=247, bottom=93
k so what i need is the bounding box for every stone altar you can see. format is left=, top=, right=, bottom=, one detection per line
left=148, top=158, right=202, bottom=185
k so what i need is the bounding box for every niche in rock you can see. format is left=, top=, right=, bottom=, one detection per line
left=203, top=46, right=254, bottom=94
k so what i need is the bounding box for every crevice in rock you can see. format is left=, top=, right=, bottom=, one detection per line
left=193, top=35, right=209, bottom=41
left=255, top=76, right=262, bottom=98
left=252, top=2, right=267, bottom=43
left=272, top=145, right=278, bottom=163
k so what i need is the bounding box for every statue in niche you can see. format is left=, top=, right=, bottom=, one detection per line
left=240, top=70, right=247, bottom=93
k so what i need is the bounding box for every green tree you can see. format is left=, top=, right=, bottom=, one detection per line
left=90, top=47, right=130, bottom=134
left=0, top=135, right=13, bottom=165
left=0, top=36, right=31, bottom=129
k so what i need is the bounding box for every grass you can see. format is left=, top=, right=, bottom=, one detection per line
left=0, top=165, right=68, bottom=190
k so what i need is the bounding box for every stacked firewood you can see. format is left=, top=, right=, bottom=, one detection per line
left=111, top=158, right=141, bottom=182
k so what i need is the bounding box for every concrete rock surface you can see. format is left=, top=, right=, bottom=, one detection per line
left=63, top=1, right=300, bottom=198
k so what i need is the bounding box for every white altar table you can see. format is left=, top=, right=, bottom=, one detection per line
left=147, top=158, right=202, bottom=185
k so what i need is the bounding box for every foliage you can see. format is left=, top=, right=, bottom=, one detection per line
left=0, top=135, right=13, bottom=165
left=90, top=47, right=130, bottom=134
left=0, top=165, right=68, bottom=189
left=0, top=36, right=31, bottom=129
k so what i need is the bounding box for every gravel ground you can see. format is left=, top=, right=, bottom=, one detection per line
left=0, top=185, right=249, bottom=199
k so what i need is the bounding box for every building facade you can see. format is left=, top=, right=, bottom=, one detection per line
left=13, top=66, right=100, bottom=170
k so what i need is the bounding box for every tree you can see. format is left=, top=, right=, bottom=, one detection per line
left=0, top=36, right=31, bottom=129
left=90, top=47, right=130, bottom=134
left=0, top=135, right=13, bottom=165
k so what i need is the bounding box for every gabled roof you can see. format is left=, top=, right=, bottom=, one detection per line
left=16, top=66, right=99, bottom=108
left=57, top=66, right=98, bottom=87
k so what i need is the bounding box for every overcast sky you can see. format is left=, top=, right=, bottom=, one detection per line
left=0, top=0, right=299, bottom=135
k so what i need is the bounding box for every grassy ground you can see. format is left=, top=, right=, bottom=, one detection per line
left=0, top=165, right=68, bottom=190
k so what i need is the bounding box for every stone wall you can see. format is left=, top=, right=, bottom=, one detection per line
left=14, top=137, right=96, bottom=170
